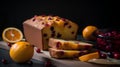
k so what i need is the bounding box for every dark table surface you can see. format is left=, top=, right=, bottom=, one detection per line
left=1, top=37, right=120, bottom=67
left=0, top=49, right=46, bottom=67
left=0, top=37, right=47, bottom=67
left=1, top=47, right=120, bottom=67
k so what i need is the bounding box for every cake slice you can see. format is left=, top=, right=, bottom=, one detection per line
left=23, top=15, right=78, bottom=50
left=49, top=38, right=93, bottom=50
left=49, top=48, right=88, bottom=59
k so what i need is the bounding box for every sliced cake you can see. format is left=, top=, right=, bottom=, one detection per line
left=49, top=48, right=88, bottom=59
left=49, top=38, right=93, bottom=50
left=23, top=15, right=79, bottom=50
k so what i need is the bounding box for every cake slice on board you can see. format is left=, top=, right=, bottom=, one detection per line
left=49, top=48, right=88, bottom=59
left=48, top=38, right=93, bottom=50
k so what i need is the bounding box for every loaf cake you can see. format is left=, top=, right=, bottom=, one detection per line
left=49, top=38, right=93, bottom=50
left=23, top=15, right=78, bottom=50
left=49, top=48, right=88, bottom=59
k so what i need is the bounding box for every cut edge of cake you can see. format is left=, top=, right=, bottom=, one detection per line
left=48, top=38, right=93, bottom=50
left=49, top=48, right=89, bottom=59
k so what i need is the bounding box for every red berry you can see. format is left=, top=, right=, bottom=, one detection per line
left=1, top=59, right=7, bottom=64
left=105, top=45, right=111, bottom=51
left=7, top=43, right=12, bottom=47
left=100, top=53, right=107, bottom=59
left=111, top=31, right=117, bottom=36
left=113, top=52, right=120, bottom=59
left=106, top=32, right=112, bottom=37
left=56, top=42, right=61, bottom=49
left=45, top=23, right=50, bottom=27
left=113, top=40, right=120, bottom=45
left=71, top=31, right=75, bottom=34
left=36, top=48, right=41, bottom=53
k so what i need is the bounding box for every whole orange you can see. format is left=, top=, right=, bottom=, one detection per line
left=9, top=41, right=34, bottom=63
left=82, top=25, right=98, bottom=40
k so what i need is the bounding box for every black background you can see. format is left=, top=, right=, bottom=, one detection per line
left=0, top=0, right=120, bottom=36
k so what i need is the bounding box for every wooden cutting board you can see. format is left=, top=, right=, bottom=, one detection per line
left=0, top=41, right=119, bottom=67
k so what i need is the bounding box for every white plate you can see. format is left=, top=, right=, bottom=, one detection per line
left=88, top=59, right=120, bottom=65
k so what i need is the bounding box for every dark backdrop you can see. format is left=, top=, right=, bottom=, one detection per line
left=0, top=0, right=120, bottom=36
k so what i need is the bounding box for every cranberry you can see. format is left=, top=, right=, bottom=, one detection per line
left=64, top=22, right=68, bottom=26
left=56, top=42, right=61, bottom=49
left=50, top=26, right=54, bottom=31
left=62, top=18, right=66, bottom=21
left=51, top=33, right=55, bottom=37
left=32, top=15, right=37, bottom=21
left=43, top=33, right=47, bottom=37
left=97, top=39, right=107, bottom=46
left=117, top=34, right=120, bottom=38
left=57, top=33, right=61, bottom=38
left=45, top=23, right=50, bottom=27
left=56, top=18, right=60, bottom=21
left=113, top=40, right=120, bottom=45
left=42, top=22, right=44, bottom=25
left=68, top=25, right=72, bottom=28
left=113, top=52, right=120, bottom=59
left=100, top=53, right=107, bottom=59
left=97, top=38, right=102, bottom=42
left=46, top=39, right=49, bottom=41
left=32, top=18, right=36, bottom=21
left=105, top=45, right=112, bottom=52
left=7, top=43, right=12, bottom=47
left=111, top=31, right=117, bottom=36
left=52, top=30, right=55, bottom=34
left=1, top=59, right=7, bottom=64
left=71, top=31, right=74, bottom=34
left=36, top=48, right=41, bottom=53
left=107, top=32, right=112, bottom=37
left=48, top=17, right=53, bottom=20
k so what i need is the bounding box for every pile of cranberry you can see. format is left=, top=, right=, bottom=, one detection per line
left=96, top=29, right=120, bottom=59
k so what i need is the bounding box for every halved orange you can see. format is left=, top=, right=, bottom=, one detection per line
left=2, top=27, right=23, bottom=43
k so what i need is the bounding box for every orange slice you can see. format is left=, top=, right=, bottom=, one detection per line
left=79, top=52, right=100, bottom=62
left=2, top=27, right=23, bottom=43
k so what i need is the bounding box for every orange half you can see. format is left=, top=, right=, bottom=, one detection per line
left=2, top=27, right=23, bottom=43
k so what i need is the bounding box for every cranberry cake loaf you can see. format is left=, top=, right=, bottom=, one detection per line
left=49, top=38, right=93, bottom=50
left=23, top=15, right=78, bottom=50
left=49, top=48, right=88, bottom=59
